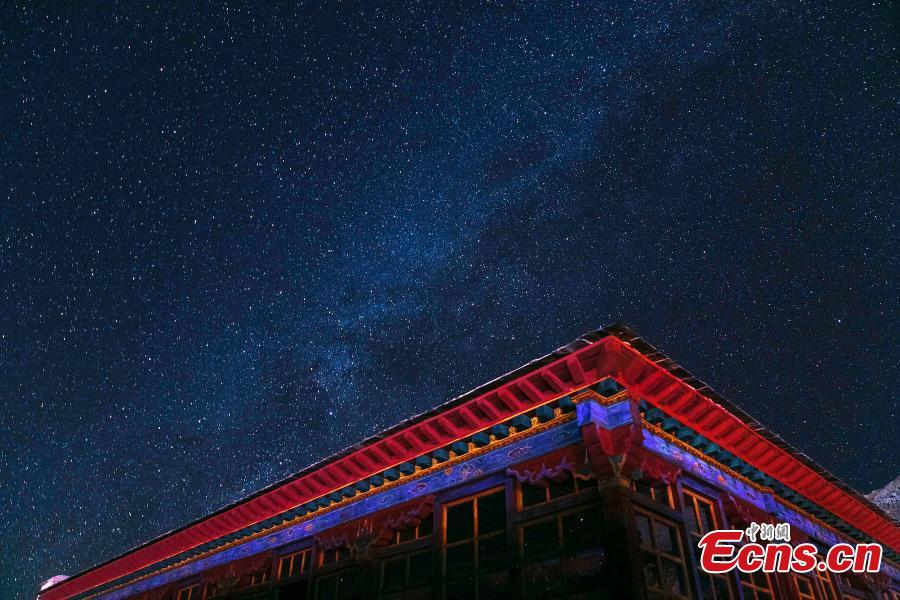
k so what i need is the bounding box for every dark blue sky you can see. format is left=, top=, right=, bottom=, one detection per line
left=1, top=2, right=897, bottom=598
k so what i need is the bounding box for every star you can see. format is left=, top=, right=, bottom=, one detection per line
left=1, top=2, right=897, bottom=599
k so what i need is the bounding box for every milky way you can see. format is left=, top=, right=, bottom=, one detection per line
left=1, top=2, right=897, bottom=598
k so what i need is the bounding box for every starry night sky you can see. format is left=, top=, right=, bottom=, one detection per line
left=1, top=2, right=897, bottom=599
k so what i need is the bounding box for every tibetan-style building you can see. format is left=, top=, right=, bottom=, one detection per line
left=39, top=325, right=900, bottom=600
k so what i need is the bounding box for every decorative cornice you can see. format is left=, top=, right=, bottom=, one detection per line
left=87, top=414, right=587, bottom=600
left=506, top=455, right=594, bottom=488
left=79, top=403, right=580, bottom=600
left=644, top=420, right=769, bottom=494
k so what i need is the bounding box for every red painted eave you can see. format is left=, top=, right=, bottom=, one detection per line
left=40, top=326, right=900, bottom=600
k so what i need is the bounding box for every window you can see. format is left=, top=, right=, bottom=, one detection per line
left=278, top=549, right=311, bottom=579
left=632, top=479, right=675, bottom=509
left=812, top=564, right=838, bottom=600
left=792, top=567, right=838, bottom=600
left=635, top=511, right=690, bottom=599
left=443, top=488, right=509, bottom=599
left=682, top=490, right=733, bottom=599
left=519, top=505, right=606, bottom=599
left=176, top=585, right=201, bottom=600
left=380, top=549, right=431, bottom=599
left=738, top=570, right=773, bottom=600
left=315, top=569, right=361, bottom=600
left=520, top=476, right=589, bottom=508
left=388, top=513, right=433, bottom=545
left=521, top=506, right=604, bottom=560
left=320, top=546, right=351, bottom=566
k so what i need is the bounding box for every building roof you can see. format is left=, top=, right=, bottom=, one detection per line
left=604, top=323, right=898, bottom=530
left=40, top=324, right=900, bottom=600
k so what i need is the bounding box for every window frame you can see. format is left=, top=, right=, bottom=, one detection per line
left=681, top=488, right=735, bottom=600
left=378, top=547, right=432, bottom=597
left=738, top=569, right=774, bottom=600
left=784, top=551, right=841, bottom=600
left=517, top=473, right=593, bottom=510
left=312, top=567, right=363, bottom=600
left=277, top=547, right=312, bottom=580
left=516, top=500, right=605, bottom=598
left=792, top=573, right=818, bottom=600
left=441, top=485, right=510, bottom=599
left=811, top=562, right=838, bottom=600
left=387, top=512, right=434, bottom=546
left=376, top=518, right=434, bottom=598
left=175, top=584, right=201, bottom=600
left=634, top=508, right=692, bottom=600
left=318, top=545, right=352, bottom=568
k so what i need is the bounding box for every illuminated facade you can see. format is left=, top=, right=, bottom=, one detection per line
left=39, top=325, right=900, bottom=600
